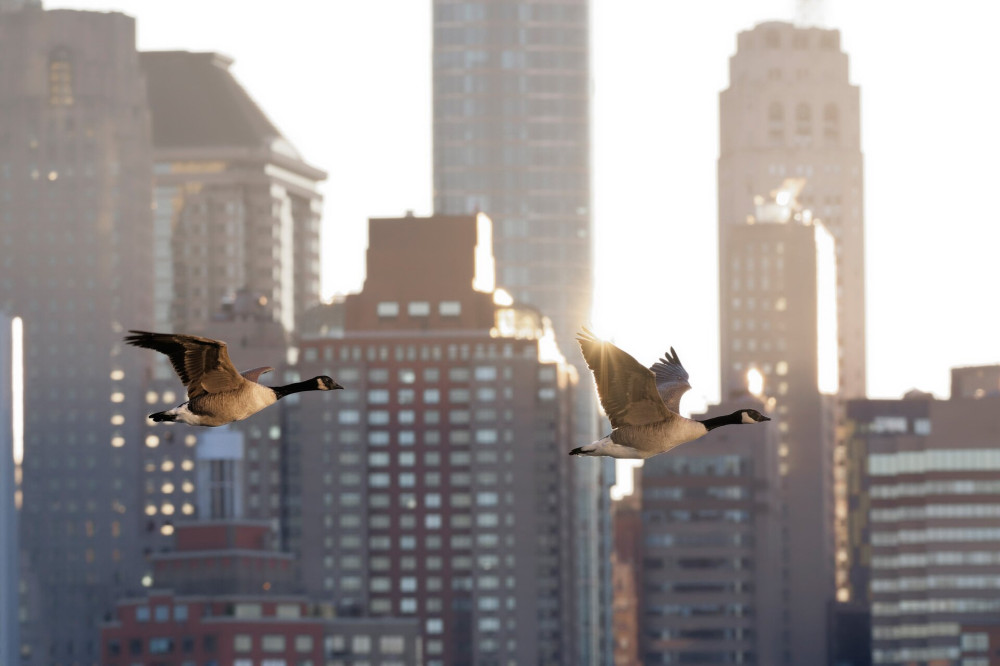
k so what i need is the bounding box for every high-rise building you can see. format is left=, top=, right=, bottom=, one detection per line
left=431, top=5, right=610, bottom=659
left=139, top=50, right=327, bottom=335
left=845, top=383, right=1000, bottom=666
left=0, top=7, right=154, bottom=662
left=638, top=396, right=784, bottom=665
left=294, top=213, right=580, bottom=665
left=0, top=314, right=22, bottom=666
left=717, top=183, right=839, bottom=664
left=719, top=22, right=865, bottom=399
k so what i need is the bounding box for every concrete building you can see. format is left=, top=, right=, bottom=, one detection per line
left=639, top=396, right=783, bottom=665
left=0, top=314, right=22, bottom=666
left=0, top=7, right=154, bottom=662
left=431, top=5, right=610, bottom=660
left=101, top=522, right=422, bottom=666
left=846, top=381, right=1000, bottom=665
left=293, top=213, right=580, bottom=666
left=719, top=22, right=865, bottom=399
left=140, top=50, right=326, bottom=336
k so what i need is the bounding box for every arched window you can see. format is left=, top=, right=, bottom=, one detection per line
left=768, top=103, right=784, bottom=122
left=49, top=48, right=74, bottom=106
left=796, top=104, right=812, bottom=122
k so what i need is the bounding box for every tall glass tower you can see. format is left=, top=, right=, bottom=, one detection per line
left=432, top=3, right=610, bottom=663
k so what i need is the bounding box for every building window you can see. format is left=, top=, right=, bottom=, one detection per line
left=149, top=638, right=174, bottom=654
left=377, top=302, right=399, bottom=317
left=48, top=49, right=74, bottom=106
left=440, top=301, right=461, bottom=316
left=352, top=636, right=372, bottom=654
left=234, top=634, right=253, bottom=652
left=408, top=301, right=431, bottom=316
left=135, top=606, right=150, bottom=622
left=261, top=635, right=286, bottom=652
left=295, top=635, right=314, bottom=652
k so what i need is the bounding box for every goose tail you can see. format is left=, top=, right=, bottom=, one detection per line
left=149, top=410, right=176, bottom=423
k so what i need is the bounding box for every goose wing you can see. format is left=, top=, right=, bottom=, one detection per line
left=124, top=330, right=245, bottom=398
left=576, top=327, right=672, bottom=428
left=649, top=347, right=692, bottom=414
left=241, top=366, right=274, bottom=384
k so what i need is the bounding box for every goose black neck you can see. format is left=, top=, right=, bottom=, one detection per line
left=698, top=411, right=742, bottom=432
left=272, top=379, right=319, bottom=400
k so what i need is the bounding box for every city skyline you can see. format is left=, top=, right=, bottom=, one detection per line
left=43, top=0, right=1000, bottom=404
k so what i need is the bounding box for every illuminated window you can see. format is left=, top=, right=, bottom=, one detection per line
left=377, top=302, right=399, bottom=317
left=49, top=50, right=74, bottom=106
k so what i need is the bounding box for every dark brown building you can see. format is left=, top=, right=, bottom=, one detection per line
left=293, top=213, right=580, bottom=666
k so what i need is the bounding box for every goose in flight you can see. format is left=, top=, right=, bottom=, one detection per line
left=570, top=328, right=769, bottom=459
left=125, top=330, right=342, bottom=427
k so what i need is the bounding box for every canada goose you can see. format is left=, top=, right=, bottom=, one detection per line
left=124, top=330, right=342, bottom=427
left=570, top=328, right=769, bottom=459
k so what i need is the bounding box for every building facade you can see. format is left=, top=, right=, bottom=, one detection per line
left=140, top=50, right=326, bottom=336
left=717, top=183, right=839, bottom=664
left=0, top=314, right=22, bottom=666
left=719, top=22, right=865, bottom=399
left=639, top=397, right=783, bottom=665
left=0, top=8, right=154, bottom=663
left=102, top=522, right=422, bottom=666
left=846, top=386, right=1000, bottom=665
left=431, top=5, right=609, bottom=659
left=293, top=214, right=580, bottom=666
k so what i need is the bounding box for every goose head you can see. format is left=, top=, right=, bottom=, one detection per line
left=738, top=408, right=771, bottom=424
left=316, top=376, right=344, bottom=391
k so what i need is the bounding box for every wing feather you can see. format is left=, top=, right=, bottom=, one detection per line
left=650, top=347, right=692, bottom=414
left=576, top=327, right=671, bottom=428
left=124, top=331, right=245, bottom=398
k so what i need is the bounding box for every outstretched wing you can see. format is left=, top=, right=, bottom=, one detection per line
left=649, top=347, right=692, bottom=414
left=241, top=366, right=275, bottom=384
left=576, top=327, right=672, bottom=428
left=124, top=330, right=245, bottom=398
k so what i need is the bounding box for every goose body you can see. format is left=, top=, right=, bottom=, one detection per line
left=125, top=330, right=342, bottom=427
left=571, top=328, right=769, bottom=459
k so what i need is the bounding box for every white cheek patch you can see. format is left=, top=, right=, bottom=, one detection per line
left=742, top=412, right=756, bottom=424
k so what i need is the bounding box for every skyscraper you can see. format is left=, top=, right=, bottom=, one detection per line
left=719, top=22, right=865, bottom=399
left=0, top=7, right=154, bottom=663
left=0, top=313, right=22, bottom=666
left=139, top=50, right=327, bottom=336
left=294, top=213, right=581, bottom=665
left=717, top=184, right=839, bottom=664
left=431, top=5, right=610, bottom=659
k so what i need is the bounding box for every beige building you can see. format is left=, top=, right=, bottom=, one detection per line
left=140, top=51, right=326, bottom=336
left=719, top=22, right=865, bottom=399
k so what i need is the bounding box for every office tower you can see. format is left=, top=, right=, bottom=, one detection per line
left=432, top=0, right=592, bottom=350
left=951, top=364, right=1000, bottom=399
left=294, top=213, right=579, bottom=666
left=717, top=184, right=839, bottom=664
left=719, top=22, right=865, bottom=399
left=100, top=522, right=422, bottom=666
left=0, top=314, right=22, bottom=666
left=845, top=382, right=1000, bottom=665
left=431, top=5, right=610, bottom=660
left=638, top=396, right=783, bottom=665
left=139, top=50, right=326, bottom=335
left=0, top=8, right=153, bottom=663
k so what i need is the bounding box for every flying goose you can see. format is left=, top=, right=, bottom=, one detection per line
left=124, top=330, right=342, bottom=427
left=570, top=328, right=770, bottom=458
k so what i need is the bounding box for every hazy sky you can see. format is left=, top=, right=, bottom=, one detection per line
left=48, top=0, right=1000, bottom=404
